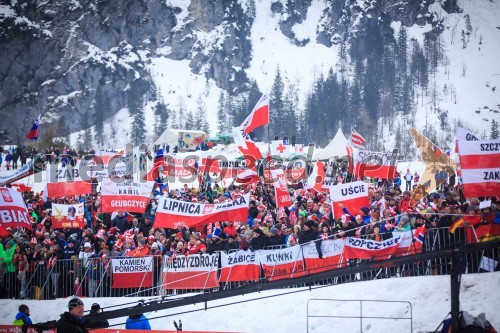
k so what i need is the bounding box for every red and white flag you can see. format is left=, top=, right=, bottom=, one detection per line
left=235, top=168, right=260, bottom=185
left=344, top=236, right=402, bottom=260
left=51, top=203, right=85, bottom=229
left=46, top=162, right=92, bottom=198
left=220, top=250, right=260, bottom=282
left=0, top=187, right=32, bottom=231
left=101, top=179, right=154, bottom=214
left=111, top=256, right=153, bottom=288
left=329, top=181, right=369, bottom=219
left=354, top=149, right=397, bottom=179
left=306, top=161, right=326, bottom=193
left=271, top=140, right=289, bottom=157
left=350, top=128, right=366, bottom=148
left=154, top=193, right=250, bottom=229
left=271, top=169, right=292, bottom=208
left=232, top=126, right=262, bottom=168
left=257, top=246, right=306, bottom=281
left=302, top=239, right=345, bottom=274
left=457, top=139, right=500, bottom=198
left=162, top=254, right=219, bottom=290
left=241, top=93, right=270, bottom=134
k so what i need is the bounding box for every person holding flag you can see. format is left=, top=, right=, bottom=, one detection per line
left=25, top=115, right=41, bottom=140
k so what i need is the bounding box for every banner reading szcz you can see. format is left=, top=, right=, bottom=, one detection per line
left=162, top=254, right=219, bottom=290
left=354, top=149, right=398, bottom=179
left=154, top=193, right=250, bottom=229
left=111, top=256, right=153, bottom=288
left=51, top=202, right=85, bottom=229
left=100, top=179, right=155, bottom=213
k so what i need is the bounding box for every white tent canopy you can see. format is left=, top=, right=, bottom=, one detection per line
left=312, top=128, right=349, bottom=160
left=154, top=128, right=207, bottom=151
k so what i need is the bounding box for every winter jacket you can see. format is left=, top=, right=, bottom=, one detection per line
left=13, top=311, right=32, bottom=326
left=1, top=242, right=17, bottom=273
left=125, top=314, right=151, bottom=330
left=56, top=312, right=89, bottom=333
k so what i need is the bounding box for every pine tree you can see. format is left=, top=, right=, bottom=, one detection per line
left=461, top=30, right=467, bottom=48
left=184, top=110, right=195, bottom=130
left=154, top=101, right=169, bottom=137
left=491, top=119, right=499, bottom=139
left=195, top=95, right=210, bottom=134
left=217, top=92, right=227, bottom=133
left=270, top=66, right=285, bottom=136
left=177, top=97, right=186, bottom=128
left=127, top=78, right=148, bottom=145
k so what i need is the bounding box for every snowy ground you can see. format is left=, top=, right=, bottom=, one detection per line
left=1, top=272, right=498, bottom=332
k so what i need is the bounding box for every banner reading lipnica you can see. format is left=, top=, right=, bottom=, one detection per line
left=162, top=254, right=219, bottom=290
left=111, top=256, right=153, bottom=288
left=328, top=181, right=369, bottom=219
left=354, top=150, right=398, bottom=179
left=257, top=246, right=306, bottom=281
left=343, top=236, right=402, bottom=260
left=51, top=202, right=84, bottom=229
left=302, top=239, right=345, bottom=274
left=101, top=179, right=155, bottom=214
left=0, top=187, right=32, bottom=231
left=154, top=193, right=250, bottom=229
left=220, top=250, right=260, bottom=282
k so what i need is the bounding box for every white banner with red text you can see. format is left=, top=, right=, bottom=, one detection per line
left=0, top=187, right=32, bottom=231
left=100, top=179, right=154, bottom=213
left=162, top=254, right=219, bottom=290
left=219, top=250, right=260, bottom=282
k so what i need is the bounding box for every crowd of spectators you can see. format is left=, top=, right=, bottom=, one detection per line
left=1, top=146, right=499, bottom=300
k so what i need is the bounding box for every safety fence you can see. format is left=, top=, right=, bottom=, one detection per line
left=1, top=226, right=499, bottom=300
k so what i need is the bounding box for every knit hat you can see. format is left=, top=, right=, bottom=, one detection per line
left=269, top=227, right=278, bottom=235
left=83, top=242, right=91, bottom=248
left=360, top=207, right=370, bottom=215
left=91, top=303, right=100, bottom=311
left=305, top=220, right=316, bottom=229
left=68, top=297, right=83, bottom=310
left=244, top=230, right=253, bottom=238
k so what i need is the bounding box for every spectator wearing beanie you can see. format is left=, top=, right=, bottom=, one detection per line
left=56, top=297, right=89, bottom=333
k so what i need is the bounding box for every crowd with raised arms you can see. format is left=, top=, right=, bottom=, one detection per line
left=1, top=146, right=499, bottom=300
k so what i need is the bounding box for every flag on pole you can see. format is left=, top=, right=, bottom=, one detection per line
left=241, top=94, right=269, bottom=134
left=306, top=161, right=326, bottom=193
left=25, top=115, right=41, bottom=140
left=350, top=128, right=366, bottom=148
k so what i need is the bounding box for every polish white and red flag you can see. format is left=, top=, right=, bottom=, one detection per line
left=350, top=128, right=366, bottom=148
left=0, top=187, right=32, bottom=231
left=271, top=169, right=292, bottom=208
left=154, top=193, right=250, bottom=229
left=162, top=254, right=219, bottom=290
left=353, top=149, right=397, bottom=179
left=46, top=161, right=92, bottom=198
left=241, top=93, right=270, bottom=134
left=328, top=181, right=369, bottom=219
left=101, top=179, right=155, bottom=214
left=344, top=236, right=402, bottom=260
left=220, top=250, right=260, bottom=282
left=257, top=246, right=306, bottom=281
left=111, top=256, right=153, bottom=288
left=302, top=239, right=345, bottom=274
left=305, top=161, right=326, bottom=193
left=457, top=139, right=500, bottom=198
left=232, top=126, right=262, bottom=169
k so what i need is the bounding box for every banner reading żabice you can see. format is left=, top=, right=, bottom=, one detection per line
left=343, top=236, right=402, bottom=260
left=46, top=161, right=92, bottom=198
left=162, top=254, right=219, bottom=290
left=154, top=193, right=250, bottom=229
left=328, top=181, right=369, bottom=219
left=100, top=179, right=154, bottom=213
left=51, top=202, right=85, bottom=229
left=111, top=256, right=153, bottom=288
left=0, top=187, right=32, bottom=231
left=302, top=239, right=345, bottom=274
left=257, top=246, right=306, bottom=281
left=220, top=250, right=260, bottom=282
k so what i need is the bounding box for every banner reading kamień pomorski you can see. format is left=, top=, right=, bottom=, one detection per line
left=111, top=257, right=153, bottom=288
left=100, top=179, right=154, bottom=213
left=154, top=193, right=250, bottom=229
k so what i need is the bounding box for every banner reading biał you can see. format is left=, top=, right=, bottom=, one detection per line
left=111, top=256, right=153, bottom=288
left=154, top=193, right=250, bottom=229
left=51, top=202, right=85, bottom=229
left=100, top=179, right=155, bottom=214
left=0, top=187, right=32, bottom=231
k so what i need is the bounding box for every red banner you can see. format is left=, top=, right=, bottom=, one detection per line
left=101, top=179, right=154, bottom=213
left=271, top=169, right=292, bottom=208
left=220, top=250, right=260, bottom=282
left=51, top=202, right=85, bottom=229
left=328, top=181, right=369, bottom=219
left=46, top=163, right=92, bottom=198
left=0, top=187, right=32, bottom=231
left=162, top=254, right=219, bottom=290
left=258, top=246, right=306, bottom=281
left=154, top=193, right=249, bottom=229
left=343, top=236, right=402, bottom=260
left=302, top=239, right=345, bottom=274
left=354, top=150, right=397, bottom=179
left=111, top=257, right=153, bottom=288
left=466, top=224, right=500, bottom=244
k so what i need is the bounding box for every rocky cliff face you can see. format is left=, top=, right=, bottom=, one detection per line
left=0, top=0, right=457, bottom=144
